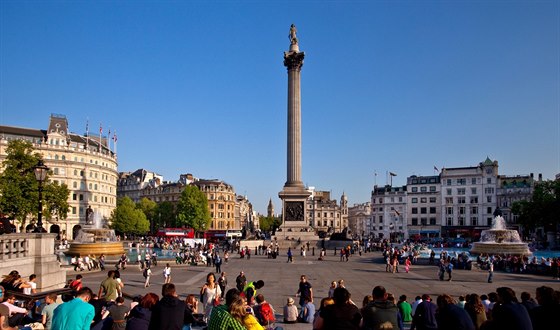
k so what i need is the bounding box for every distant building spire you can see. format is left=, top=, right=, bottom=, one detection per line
left=267, top=198, right=274, bottom=218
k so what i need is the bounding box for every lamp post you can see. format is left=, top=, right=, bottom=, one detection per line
left=33, top=160, right=49, bottom=233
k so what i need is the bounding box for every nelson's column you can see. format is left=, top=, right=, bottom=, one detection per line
left=278, top=24, right=312, bottom=231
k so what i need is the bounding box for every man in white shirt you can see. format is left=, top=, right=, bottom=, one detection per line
left=21, top=274, right=37, bottom=295
left=411, top=295, right=423, bottom=316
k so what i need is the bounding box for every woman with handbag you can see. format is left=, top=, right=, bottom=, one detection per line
left=200, top=272, right=222, bottom=322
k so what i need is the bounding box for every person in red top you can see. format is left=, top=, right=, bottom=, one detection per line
left=70, top=275, right=83, bottom=292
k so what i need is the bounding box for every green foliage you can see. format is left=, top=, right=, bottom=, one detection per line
left=259, top=216, right=282, bottom=232
left=176, top=185, right=211, bottom=234
left=43, top=181, right=70, bottom=221
left=110, top=197, right=150, bottom=235
left=512, top=180, right=560, bottom=231
left=137, top=197, right=157, bottom=231
left=0, top=140, right=70, bottom=228
left=155, top=201, right=175, bottom=228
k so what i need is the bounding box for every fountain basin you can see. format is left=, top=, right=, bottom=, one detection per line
left=66, top=227, right=125, bottom=256
left=66, top=241, right=125, bottom=256
left=470, top=242, right=531, bottom=256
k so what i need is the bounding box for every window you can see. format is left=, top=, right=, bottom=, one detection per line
left=458, top=197, right=466, bottom=204
left=412, top=198, right=418, bottom=203
left=446, top=189, right=452, bottom=195
left=411, top=187, right=418, bottom=192
left=457, top=188, right=466, bottom=195
left=487, top=207, right=492, bottom=214
left=429, top=207, right=436, bottom=214
left=446, top=179, right=452, bottom=186
left=420, top=187, right=427, bottom=192
left=487, top=196, right=492, bottom=203
left=73, top=181, right=77, bottom=188
left=470, top=197, right=479, bottom=203
left=445, top=197, right=453, bottom=204
left=420, top=207, right=427, bottom=214
left=487, top=178, right=492, bottom=184
left=486, top=168, right=493, bottom=174
left=412, top=208, right=418, bottom=214
left=420, top=198, right=427, bottom=203
left=421, top=218, right=428, bottom=226
left=472, top=178, right=477, bottom=185
left=446, top=207, right=453, bottom=215
left=429, top=186, right=436, bottom=192
left=430, top=197, right=437, bottom=203
left=447, top=217, right=453, bottom=226
left=459, top=206, right=465, bottom=215
left=72, top=207, right=76, bottom=215
left=458, top=217, right=465, bottom=226
left=485, top=187, right=494, bottom=194
left=471, top=188, right=477, bottom=194
left=457, top=178, right=466, bottom=185
left=471, top=217, right=478, bottom=226
left=79, top=194, right=83, bottom=201
left=411, top=218, right=418, bottom=225
left=429, top=217, right=436, bottom=225
left=471, top=206, right=478, bottom=214
left=72, top=194, right=77, bottom=200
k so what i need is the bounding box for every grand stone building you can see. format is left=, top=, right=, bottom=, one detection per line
left=0, top=114, right=118, bottom=238
left=117, top=169, right=163, bottom=203
left=406, top=175, right=441, bottom=240
left=192, top=179, right=237, bottom=230
left=307, top=188, right=348, bottom=234
left=348, top=202, right=371, bottom=238
left=370, top=185, right=407, bottom=241
left=440, top=158, right=499, bottom=238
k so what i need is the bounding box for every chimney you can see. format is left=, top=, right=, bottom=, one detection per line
left=538, top=173, right=542, bottom=181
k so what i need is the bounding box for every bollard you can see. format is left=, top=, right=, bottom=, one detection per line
left=312, top=247, right=315, bottom=256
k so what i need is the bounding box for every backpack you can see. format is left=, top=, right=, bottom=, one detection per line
left=257, top=302, right=275, bottom=324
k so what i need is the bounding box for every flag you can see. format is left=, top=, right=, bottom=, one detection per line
left=434, top=166, right=439, bottom=172
left=85, top=120, right=89, bottom=135
left=99, top=123, right=103, bottom=135
left=113, top=131, right=117, bottom=142
left=389, top=172, right=397, bottom=176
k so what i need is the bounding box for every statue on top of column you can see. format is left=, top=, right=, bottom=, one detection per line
left=289, top=24, right=298, bottom=45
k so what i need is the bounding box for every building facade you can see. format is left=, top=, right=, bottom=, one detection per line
left=406, top=175, right=441, bottom=239
left=0, top=114, right=118, bottom=239
left=307, top=188, right=348, bottom=234
left=191, top=179, right=236, bottom=231
left=117, top=169, right=163, bottom=203
left=370, top=185, right=407, bottom=241
left=348, top=202, right=371, bottom=238
left=440, top=158, right=498, bottom=238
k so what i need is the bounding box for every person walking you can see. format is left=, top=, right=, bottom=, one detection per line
left=235, top=271, right=246, bottom=293
left=296, top=274, right=313, bottom=307
left=163, top=263, right=171, bottom=284
left=200, top=272, right=222, bottom=322
left=214, top=253, right=222, bottom=274
left=487, top=260, right=494, bottom=283
left=217, top=272, right=227, bottom=299
left=143, top=267, right=152, bottom=288
left=287, top=248, right=293, bottom=263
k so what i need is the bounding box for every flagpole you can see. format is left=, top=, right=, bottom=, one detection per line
left=85, top=118, right=89, bottom=150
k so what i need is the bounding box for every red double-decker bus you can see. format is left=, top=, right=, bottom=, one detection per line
left=156, top=227, right=195, bottom=238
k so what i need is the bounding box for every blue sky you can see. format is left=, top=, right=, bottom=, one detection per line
left=1, top=0, right=558, bottom=214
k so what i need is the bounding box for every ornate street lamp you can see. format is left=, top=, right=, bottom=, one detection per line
left=33, top=160, right=49, bottom=233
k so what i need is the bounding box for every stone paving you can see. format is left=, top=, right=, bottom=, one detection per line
left=74, top=249, right=559, bottom=330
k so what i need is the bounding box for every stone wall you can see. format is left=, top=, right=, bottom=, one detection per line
left=0, top=233, right=67, bottom=290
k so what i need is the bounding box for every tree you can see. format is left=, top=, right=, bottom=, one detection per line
left=155, top=201, right=175, bottom=229
left=43, top=181, right=70, bottom=222
left=110, top=197, right=150, bottom=235
left=259, top=215, right=282, bottom=232
left=0, top=140, right=70, bottom=230
left=137, top=197, right=157, bottom=232
left=512, top=180, right=560, bottom=233
left=176, top=185, right=211, bottom=235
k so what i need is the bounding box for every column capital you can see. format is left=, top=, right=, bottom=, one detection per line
left=284, top=51, right=305, bottom=71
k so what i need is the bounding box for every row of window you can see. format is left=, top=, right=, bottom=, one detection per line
left=72, top=193, right=113, bottom=204
left=444, top=177, right=493, bottom=186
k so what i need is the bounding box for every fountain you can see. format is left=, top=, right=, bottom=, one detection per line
left=470, top=213, right=531, bottom=256
left=66, top=211, right=125, bottom=256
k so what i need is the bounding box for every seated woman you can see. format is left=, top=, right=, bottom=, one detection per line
left=283, top=297, right=298, bottom=324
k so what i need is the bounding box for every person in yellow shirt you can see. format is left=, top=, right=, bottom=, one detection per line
left=229, top=297, right=263, bottom=330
